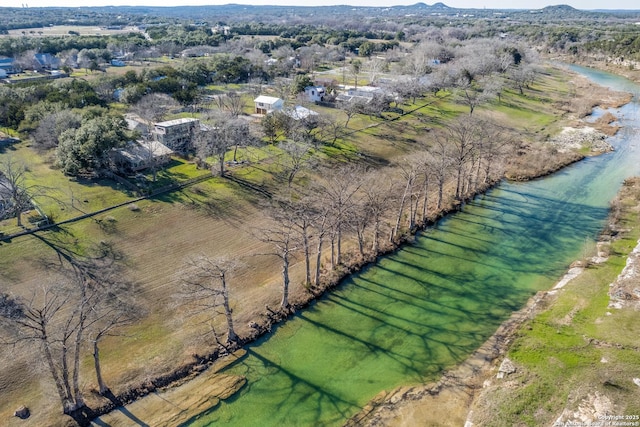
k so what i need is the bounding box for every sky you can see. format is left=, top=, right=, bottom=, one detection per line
left=7, top=0, right=640, bottom=11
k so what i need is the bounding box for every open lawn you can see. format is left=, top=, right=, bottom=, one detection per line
left=2, top=25, right=144, bottom=38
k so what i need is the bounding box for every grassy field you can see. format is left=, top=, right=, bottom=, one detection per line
left=0, top=64, right=627, bottom=426
left=1, top=25, right=144, bottom=38
left=470, top=179, right=640, bottom=426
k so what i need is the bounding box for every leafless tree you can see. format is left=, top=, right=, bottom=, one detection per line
left=428, top=137, right=454, bottom=210
left=1, top=282, right=87, bottom=414
left=365, top=57, right=386, bottom=86
left=33, top=109, right=82, bottom=150
left=436, top=117, right=478, bottom=201
left=254, top=209, right=300, bottom=310
left=179, top=255, right=240, bottom=345
left=359, top=171, right=393, bottom=255
left=277, top=140, right=314, bottom=187
left=391, top=161, right=418, bottom=241
left=316, top=114, right=346, bottom=146
left=132, top=93, right=181, bottom=124
left=0, top=156, right=46, bottom=227
left=508, top=63, right=537, bottom=95
left=317, top=167, right=362, bottom=269
left=196, top=112, right=251, bottom=177
left=215, top=91, right=245, bottom=118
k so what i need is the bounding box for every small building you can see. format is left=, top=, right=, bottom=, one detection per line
left=285, top=105, right=318, bottom=121
left=153, top=117, right=200, bottom=153
left=0, top=57, right=20, bottom=75
left=112, top=140, right=173, bottom=172
left=346, top=86, right=382, bottom=99
left=254, top=96, right=284, bottom=115
left=34, top=53, right=60, bottom=70
left=304, top=86, right=326, bottom=103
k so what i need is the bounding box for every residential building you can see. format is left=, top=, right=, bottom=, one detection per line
left=112, top=140, right=173, bottom=172
left=153, top=118, right=200, bottom=153
left=285, top=105, right=318, bottom=121
left=254, top=96, right=284, bottom=115
left=0, top=57, right=20, bottom=75
left=33, top=53, right=60, bottom=70
left=304, top=86, right=326, bottom=103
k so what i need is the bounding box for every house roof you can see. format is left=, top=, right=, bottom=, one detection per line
left=115, top=140, right=173, bottom=163
left=155, top=117, right=199, bottom=127
left=254, top=95, right=283, bottom=105
left=285, top=105, right=318, bottom=120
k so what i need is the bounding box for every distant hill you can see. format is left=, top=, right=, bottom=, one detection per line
left=0, top=2, right=638, bottom=31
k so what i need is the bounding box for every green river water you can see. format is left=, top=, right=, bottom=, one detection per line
left=186, top=66, right=640, bottom=427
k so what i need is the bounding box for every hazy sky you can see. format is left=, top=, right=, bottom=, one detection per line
left=8, top=0, right=640, bottom=11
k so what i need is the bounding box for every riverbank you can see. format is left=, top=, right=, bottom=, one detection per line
left=353, top=155, right=640, bottom=425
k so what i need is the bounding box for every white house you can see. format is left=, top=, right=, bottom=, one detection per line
left=254, top=96, right=284, bottom=115
left=304, top=86, right=326, bottom=103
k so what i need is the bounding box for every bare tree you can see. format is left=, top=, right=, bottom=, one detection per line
left=391, top=161, right=418, bottom=241
left=255, top=209, right=299, bottom=310
left=277, top=140, right=314, bottom=187
left=508, top=63, right=537, bottom=95
left=0, top=156, right=46, bottom=227
left=132, top=93, right=180, bottom=124
left=1, top=282, right=87, bottom=414
left=437, top=118, right=477, bottom=201
left=318, top=168, right=361, bottom=269
left=196, top=113, right=251, bottom=177
left=215, top=91, right=245, bottom=117
left=365, top=57, right=387, bottom=86
left=179, top=255, right=240, bottom=345
left=360, top=171, right=393, bottom=255
left=428, top=137, right=454, bottom=210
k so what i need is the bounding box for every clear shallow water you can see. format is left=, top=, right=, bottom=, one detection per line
left=186, top=65, right=640, bottom=427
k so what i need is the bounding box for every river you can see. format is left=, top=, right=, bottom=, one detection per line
left=185, top=65, right=640, bottom=427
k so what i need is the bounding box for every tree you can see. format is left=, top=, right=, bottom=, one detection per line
left=196, top=113, right=251, bottom=177
left=277, top=140, right=314, bottom=187
left=350, top=58, right=362, bottom=89
left=1, top=282, right=87, bottom=414
left=360, top=171, right=393, bottom=255
left=290, top=74, right=314, bottom=96
left=132, top=93, right=181, bottom=124
left=508, top=63, right=536, bottom=95
left=255, top=209, right=299, bottom=310
left=56, top=115, right=129, bottom=176
left=318, top=168, right=361, bottom=269
left=428, top=137, right=454, bottom=210
left=273, top=195, right=317, bottom=287
left=33, top=109, right=82, bottom=150
left=179, top=255, right=240, bottom=345
left=0, top=156, right=37, bottom=226
left=214, top=91, right=245, bottom=118
left=438, top=117, right=480, bottom=201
